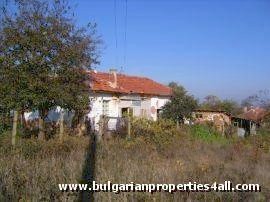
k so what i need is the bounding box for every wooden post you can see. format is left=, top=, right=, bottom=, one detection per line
left=59, top=109, right=64, bottom=141
left=38, top=116, right=45, bottom=140
left=127, top=116, right=131, bottom=139
left=97, top=116, right=103, bottom=142
left=11, top=110, right=18, bottom=146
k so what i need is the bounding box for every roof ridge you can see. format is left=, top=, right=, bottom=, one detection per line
left=92, top=70, right=152, bottom=80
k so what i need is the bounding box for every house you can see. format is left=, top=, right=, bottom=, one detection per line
left=24, top=69, right=172, bottom=131
left=192, top=107, right=267, bottom=137
left=240, top=107, right=266, bottom=124
left=232, top=107, right=267, bottom=136
left=88, top=69, right=172, bottom=131
left=192, top=109, right=231, bottom=134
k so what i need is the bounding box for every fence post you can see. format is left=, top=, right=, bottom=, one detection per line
left=97, top=116, right=103, bottom=142
left=11, top=110, right=18, bottom=146
left=59, top=109, right=64, bottom=142
left=127, top=116, right=131, bottom=139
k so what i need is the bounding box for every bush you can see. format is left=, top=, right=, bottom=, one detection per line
left=0, top=114, right=11, bottom=135
left=131, top=118, right=181, bottom=147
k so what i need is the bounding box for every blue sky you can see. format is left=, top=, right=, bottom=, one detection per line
left=73, top=1, right=268, bottom=101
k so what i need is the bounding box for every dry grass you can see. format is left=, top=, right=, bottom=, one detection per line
left=0, top=135, right=90, bottom=201
left=95, top=125, right=270, bottom=201
left=0, top=120, right=270, bottom=201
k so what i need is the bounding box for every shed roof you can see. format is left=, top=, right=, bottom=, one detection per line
left=238, top=107, right=266, bottom=123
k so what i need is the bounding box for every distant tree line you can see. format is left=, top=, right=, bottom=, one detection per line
left=241, top=90, right=270, bottom=110
left=0, top=0, right=100, bottom=145
left=161, top=84, right=270, bottom=124
left=199, top=95, right=242, bottom=116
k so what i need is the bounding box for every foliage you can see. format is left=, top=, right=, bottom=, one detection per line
left=131, top=118, right=180, bottom=147
left=161, top=82, right=198, bottom=122
left=190, top=124, right=229, bottom=144
left=0, top=0, right=100, bottom=138
left=200, top=95, right=242, bottom=115
left=0, top=111, right=11, bottom=135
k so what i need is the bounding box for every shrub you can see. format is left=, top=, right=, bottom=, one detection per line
left=131, top=118, right=181, bottom=147
left=0, top=114, right=11, bottom=135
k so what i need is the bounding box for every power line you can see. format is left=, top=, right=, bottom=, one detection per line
left=114, top=0, right=118, bottom=68
left=123, top=0, right=128, bottom=71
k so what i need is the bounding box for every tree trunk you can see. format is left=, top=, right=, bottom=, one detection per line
left=59, top=109, right=64, bottom=141
left=12, top=110, right=18, bottom=146
left=38, top=116, right=45, bottom=140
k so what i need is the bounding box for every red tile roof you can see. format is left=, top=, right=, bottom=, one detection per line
left=89, top=71, right=172, bottom=96
left=239, top=107, right=267, bottom=123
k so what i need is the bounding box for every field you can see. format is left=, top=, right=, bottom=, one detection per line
left=0, top=120, right=270, bottom=201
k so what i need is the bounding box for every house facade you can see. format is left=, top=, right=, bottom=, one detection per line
left=192, top=107, right=266, bottom=136
left=192, top=109, right=231, bottom=125
left=88, top=70, right=172, bottom=131
left=24, top=70, right=172, bottom=131
left=192, top=109, right=231, bottom=134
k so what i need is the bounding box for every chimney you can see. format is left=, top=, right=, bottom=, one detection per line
left=109, top=68, right=117, bottom=88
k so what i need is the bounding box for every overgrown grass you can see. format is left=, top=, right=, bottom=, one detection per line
left=0, top=134, right=90, bottom=201
left=94, top=119, right=270, bottom=201
left=190, top=124, right=230, bottom=144
left=0, top=119, right=270, bottom=201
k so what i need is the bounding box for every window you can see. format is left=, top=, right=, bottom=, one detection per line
left=102, top=100, right=109, bottom=116
left=121, top=107, right=133, bottom=117
left=196, top=113, right=203, bottom=118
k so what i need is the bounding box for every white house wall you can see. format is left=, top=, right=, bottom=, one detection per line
left=24, top=107, right=74, bottom=126
left=24, top=92, right=170, bottom=132
left=88, top=93, right=118, bottom=131
left=88, top=93, right=170, bottom=131
left=150, top=97, right=170, bottom=121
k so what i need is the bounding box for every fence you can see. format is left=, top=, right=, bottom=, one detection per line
left=97, top=116, right=131, bottom=141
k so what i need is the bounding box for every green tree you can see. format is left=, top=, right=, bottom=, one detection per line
left=220, top=99, right=242, bottom=115
left=161, top=82, right=198, bottom=123
left=0, top=0, right=99, bottom=140
left=0, top=44, right=32, bottom=145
